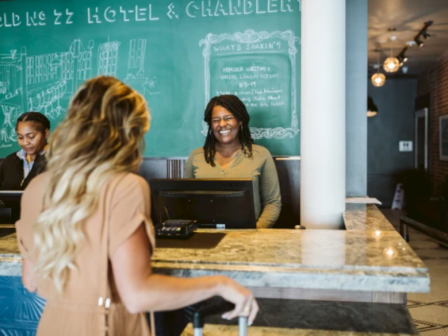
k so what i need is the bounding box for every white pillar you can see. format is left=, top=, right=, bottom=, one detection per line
left=301, top=0, right=346, bottom=229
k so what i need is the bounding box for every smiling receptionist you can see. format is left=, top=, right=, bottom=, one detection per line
left=0, top=112, right=50, bottom=190
left=184, top=94, right=281, bottom=228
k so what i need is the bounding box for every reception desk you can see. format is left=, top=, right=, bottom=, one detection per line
left=0, top=204, right=429, bottom=335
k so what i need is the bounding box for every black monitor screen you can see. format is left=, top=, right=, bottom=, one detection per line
left=150, top=179, right=256, bottom=229
left=0, top=191, right=23, bottom=224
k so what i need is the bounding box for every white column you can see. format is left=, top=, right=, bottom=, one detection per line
left=301, top=0, right=346, bottom=229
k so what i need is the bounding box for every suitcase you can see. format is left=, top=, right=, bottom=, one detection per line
left=192, top=298, right=248, bottom=336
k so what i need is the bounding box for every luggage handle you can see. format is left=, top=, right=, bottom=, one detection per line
left=193, top=298, right=248, bottom=336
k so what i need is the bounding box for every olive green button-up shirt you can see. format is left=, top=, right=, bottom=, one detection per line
left=184, top=145, right=281, bottom=228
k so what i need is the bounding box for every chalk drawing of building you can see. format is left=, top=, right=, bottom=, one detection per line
left=0, top=36, right=165, bottom=146
left=0, top=47, right=26, bottom=144
left=128, top=38, right=146, bottom=77
left=0, top=39, right=95, bottom=144
left=124, top=39, right=159, bottom=97
left=98, top=41, right=120, bottom=76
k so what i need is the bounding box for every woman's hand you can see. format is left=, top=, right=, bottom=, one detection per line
left=216, top=276, right=259, bottom=325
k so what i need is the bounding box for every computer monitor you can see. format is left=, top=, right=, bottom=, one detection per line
left=0, top=191, right=23, bottom=224
left=150, top=179, right=256, bottom=229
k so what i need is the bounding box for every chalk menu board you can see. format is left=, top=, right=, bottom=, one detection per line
left=0, top=0, right=301, bottom=157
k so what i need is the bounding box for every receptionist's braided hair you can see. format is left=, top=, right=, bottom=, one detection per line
left=203, top=94, right=254, bottom=167
left=16, top=112, right=51, bottom=133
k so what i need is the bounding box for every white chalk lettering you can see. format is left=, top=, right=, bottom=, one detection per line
left=246, top=66, right=271, bottom=72
left=87, top=7, right=102, bottom=24
left=220, top=75, right=238, bottom=80
left=38, top=11, right=46, bottom=25
left=256, top=0, right=266, bottom=14
left=54, top=9, right=62, bottom=25
left=12, top=12, right=21, bottom=26
left=202, top=1, right=213, bottom=17
left=246, top=42, right=280, bottom=50
left=240, top=73, right=259, bottom=79
left=184, top=0, right=292, bottom=18
left=104, top=6, right=116, bottom=22
left=244, top=0, right=254, bottom=14
left=230, top=0, right=242, bottom=15
left=26, top=11, right=46, bottom=26
left=281, top=0, right=293, bottom=12
left=268, top=0, right=278, bottom=13
left=3, top=13, right=11, bottom=27
left=222, top=66, right=244, bottom=73
left=213, top=44, right=242, bottom=52
left=135, top=5, right=147, bottom=21
left=119, top=6, right=130, bottom=22
left=215, top=1, right=229, bottom=16
left=264, top=88, right=283, bottom=94
left=186, top=1, right=199, bottom=17
left=260, top=73, right=279, bottom=79
left=66, top=9, right=74, bottom=24
left=149, top=5, right=159, bottom=20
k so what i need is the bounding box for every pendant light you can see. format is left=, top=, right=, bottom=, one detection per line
left=383, top=35, right=400, bottom=73
left=372, top=73, right=386, bottom=87
left=371, top=50, right=386, bottom=87
left=383, top=57, right=400, bottom=73
left=367, top=96, right=378, bottom=117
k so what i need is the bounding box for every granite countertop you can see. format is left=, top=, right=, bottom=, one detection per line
left=0, top=204, right=430, bottom=293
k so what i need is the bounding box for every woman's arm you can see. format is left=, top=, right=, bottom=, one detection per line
left=111, top=224, right=258, bottom=324
left=256, top=154, right=282, bottom=228
left=22, top=258, right=38, bottom=292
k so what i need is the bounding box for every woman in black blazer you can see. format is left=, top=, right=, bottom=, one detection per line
left=0, top=112, right=50, bottom=190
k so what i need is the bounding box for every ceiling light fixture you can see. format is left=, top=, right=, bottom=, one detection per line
left=396, top=47, right=408, bottom=67
left=383, top=34, right=400, bottom=73
left=371, top=50, right=386, bottom=87
left=384, top=57, right=400, bottom=72
left=413, top=21, right=433, bottom=48
left=414, top=37, right=424, bottom=48
left=367, top=96, right=378, bottom=117
left=372, top=72, right=386, bottom=87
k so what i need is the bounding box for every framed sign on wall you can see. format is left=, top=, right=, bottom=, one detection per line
left=415, top=108, right=428, bottom=169
left=439, top=113, right=448, bottom=161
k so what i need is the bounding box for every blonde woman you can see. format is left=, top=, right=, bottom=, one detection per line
left=16, top=76, right=258, bottom=336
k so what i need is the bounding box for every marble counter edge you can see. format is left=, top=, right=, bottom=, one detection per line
left=343, top=204, right=397, bottom=232
left=1, top=261, right=429, bottom=293
left=0, top=252, right=428, bottom=275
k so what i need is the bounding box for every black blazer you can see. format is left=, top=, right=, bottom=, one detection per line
left=0, top=152, right=47, bottom=190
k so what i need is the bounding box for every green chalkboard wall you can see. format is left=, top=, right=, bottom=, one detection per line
left=0, top=0, right=301, bottom=157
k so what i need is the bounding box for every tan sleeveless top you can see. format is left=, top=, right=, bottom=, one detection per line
left=16, top=172, right=155, bottom=336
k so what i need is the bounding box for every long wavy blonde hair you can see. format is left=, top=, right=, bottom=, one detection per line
left=33, top=76, right=150, bottom=292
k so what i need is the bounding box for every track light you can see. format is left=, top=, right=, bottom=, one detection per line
left=415, top=37, right=424, bottom=47
left=396, top=47, right=408, bottom=65
left=413, top=21, right=433, bottom=48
